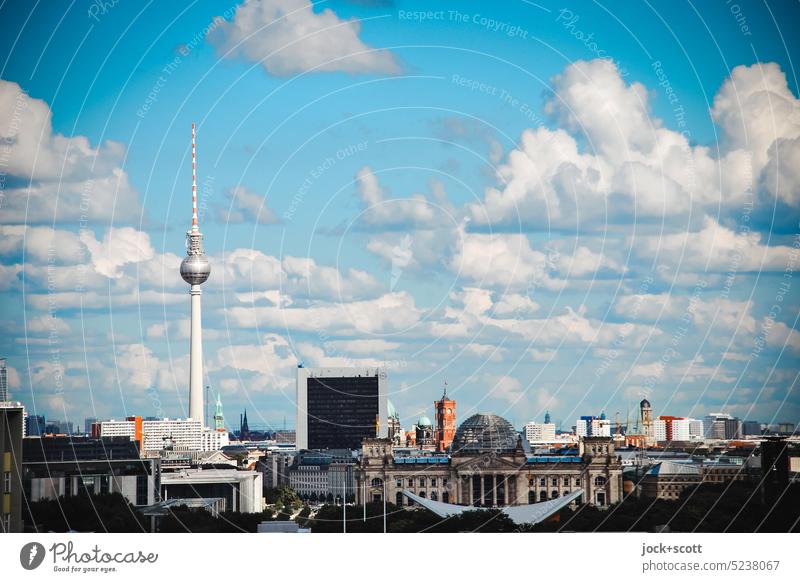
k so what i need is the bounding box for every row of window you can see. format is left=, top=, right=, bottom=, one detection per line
left=391, top=477, right=448, bottom=488
left=526, top=475, right=607, bottom=488
left=395, top=491, right=449, bottom=505
left=373, top=474, right=608, bottom=490
left=527, top=490, right=567, bottom=503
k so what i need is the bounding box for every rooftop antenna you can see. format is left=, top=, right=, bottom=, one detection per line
left=625, top=402, right=631, bottom=433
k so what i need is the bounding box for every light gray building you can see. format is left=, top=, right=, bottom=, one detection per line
left=258, top=450, right=296, bottom=490
left=160, top=467, right=263, bottom=513
left=288, top=449, right=357, bottom=501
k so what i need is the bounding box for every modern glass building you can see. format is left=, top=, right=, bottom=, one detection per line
left=296, top=367, right=388, bottom=450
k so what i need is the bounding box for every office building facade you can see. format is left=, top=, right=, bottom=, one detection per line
left=575, top=416, right=611, bottom=437
left=296, top=367, right=388, bottom=450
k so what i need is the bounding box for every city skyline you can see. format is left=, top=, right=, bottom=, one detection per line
left=1, top=0, right=799, bottom=433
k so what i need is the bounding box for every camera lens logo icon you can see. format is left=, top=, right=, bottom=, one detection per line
left=20, top=542, right=46, bottom=570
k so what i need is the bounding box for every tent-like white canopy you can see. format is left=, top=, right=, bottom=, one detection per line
left=402, top=488, right=583, bottom=525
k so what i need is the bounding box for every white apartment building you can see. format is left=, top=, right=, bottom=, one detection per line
left=524, top=421, right=557, bottom=444
left=201, top=429, right=229, bottom=451
left=653, top=419, right=692, bottom=442
left=98, top=420, right=136, bottom=439
left=100, top=418, right=227, bottom=452
left=575, top=417, right=611, bottom=437
left=142, top=418, right=202, bottom=451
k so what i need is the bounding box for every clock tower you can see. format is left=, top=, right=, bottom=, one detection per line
left=434, top=383, right=457, bottom=452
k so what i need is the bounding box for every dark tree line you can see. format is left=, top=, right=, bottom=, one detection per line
left=24, top=492, right=148, bottom=533
left=23, top=481, right=799, bottom=533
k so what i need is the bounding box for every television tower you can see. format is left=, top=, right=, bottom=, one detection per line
left=180, top=122, right=211, bottom=425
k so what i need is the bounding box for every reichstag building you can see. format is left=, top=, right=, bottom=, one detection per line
left=356, top=413, right=623, bottom=508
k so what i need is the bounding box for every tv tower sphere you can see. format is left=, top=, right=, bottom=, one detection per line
left=180, top=250, right=210, bottom=284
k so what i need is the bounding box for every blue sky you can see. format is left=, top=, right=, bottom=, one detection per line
left=1, top=0, right=799, bottom=432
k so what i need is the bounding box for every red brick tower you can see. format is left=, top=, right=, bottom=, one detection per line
left=434, top=383, right=456, bottom=452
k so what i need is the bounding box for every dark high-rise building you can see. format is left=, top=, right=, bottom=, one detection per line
left=742, top=420, right=762, bottom=436
left=45, top=420, right=74, bottom=435
left=26, top=415, right=46, bottom=436
left=1, top=403, right=24, bottom=532
left=296, top=367, right=387, bottom=450
left=724, top=417, right=743, bottom=439
left=761, top=437, right=790, bottom=504
left=703, top=413, right=742, bottom=439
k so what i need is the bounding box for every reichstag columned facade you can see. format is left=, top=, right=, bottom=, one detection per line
left=355, top=413, right=623, bottom=508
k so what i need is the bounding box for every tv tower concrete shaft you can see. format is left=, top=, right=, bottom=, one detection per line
left=179, top=122, right=211, bottom=425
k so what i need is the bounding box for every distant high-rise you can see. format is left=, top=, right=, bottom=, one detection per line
left=84, top=417, right=97, bottom=435
left=576, top=416, right=611, bottom=437
left=296, top=367, right=387, bottom=450
left=25, top=415, right=45, bottom=436
left=0, top=358, right=8, bottom=401
left=544, top=410, right=551, bottom=424
left=434, top=384, right=456, bottom=452
left=703, top=412, right=741, bottom=439
left=45, top=420, right=74, bottom=435
left=742, top=420, right=762, bottom=436
left=179, top=123, right=211, bottom=426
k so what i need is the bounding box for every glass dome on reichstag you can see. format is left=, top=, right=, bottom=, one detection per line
left=451, top=413, right=518, bottom=453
